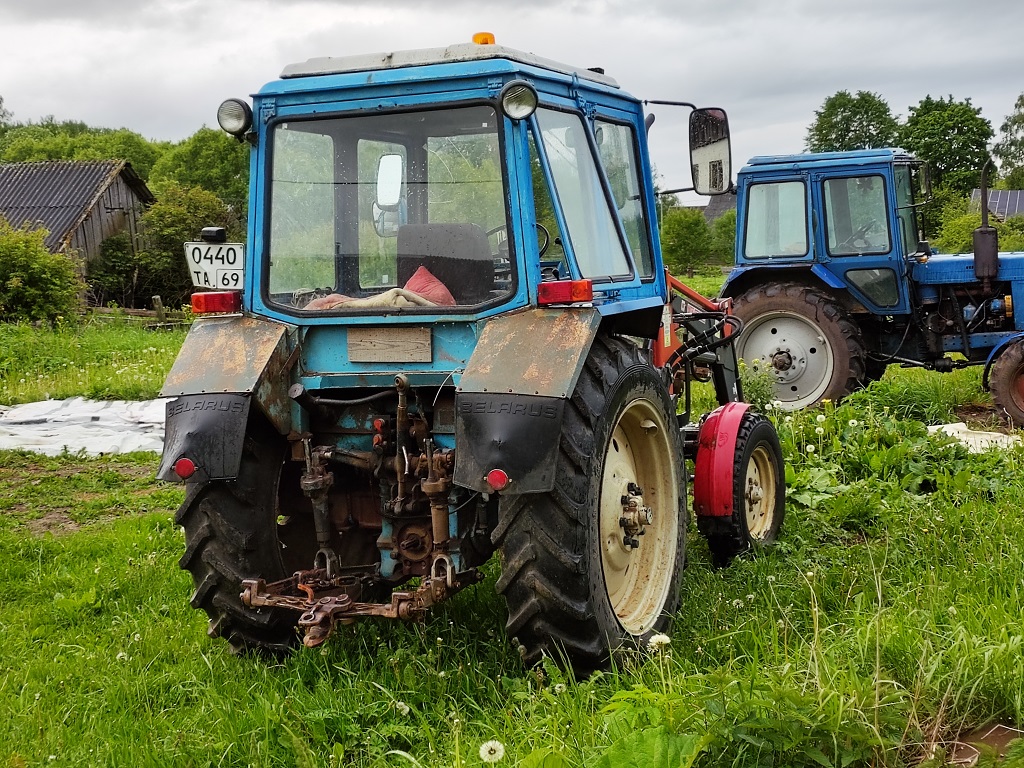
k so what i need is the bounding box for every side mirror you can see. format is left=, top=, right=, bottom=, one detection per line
left=375, top=154, right=404, bottom=210
left=689, top=107, right=732, bottom=195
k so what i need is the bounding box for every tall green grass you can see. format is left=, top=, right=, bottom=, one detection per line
left=0, top=320, right=186, bottom=405
left=2, top=392, right=1023, bottom=766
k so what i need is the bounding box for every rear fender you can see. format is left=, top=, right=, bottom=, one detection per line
left=454, top=308, right=601, bottom=494
left=157, top=316, right=295, bottom=482
left=692, top=401, right=751, bottom=518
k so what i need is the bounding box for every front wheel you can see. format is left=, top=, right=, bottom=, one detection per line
left=733, top=283, right=866, bottom=410
left=989, top=339, right=1024, bottom=428
left=697, top=411, right=785, bottom=566
left=494, top=336, right=685, bottom=671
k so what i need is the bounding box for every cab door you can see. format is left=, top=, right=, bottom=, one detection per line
left=810, top=170, right=911, bottom=315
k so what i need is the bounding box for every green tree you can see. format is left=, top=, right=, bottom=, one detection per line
left=709, top=209, right=737, bottom=263
left=148, top=128, right=249, bottom=211
left=0, top=122, right=164, bottom=179
left=0, top=96, right=11, bottom=126
left=805, top=90, right=899, bottom=152
left=132, top=183, right=242, bottom=307
left=1002, top=166, right=1024, bottom=190
left=659, top=206, right=712, bottom=275
left=0, top=216, right=83, bottom=322
left=898, top=95, right=993, bottom=195
left=994, top=93, right=1024, bottom=181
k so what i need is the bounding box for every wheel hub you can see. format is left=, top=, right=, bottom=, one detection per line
left=768, top=342, right=812, bottom=384
left=619, top=482, right=653, bottom=549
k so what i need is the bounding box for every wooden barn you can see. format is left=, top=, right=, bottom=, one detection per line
left=0, top=160, right=155, bottom=266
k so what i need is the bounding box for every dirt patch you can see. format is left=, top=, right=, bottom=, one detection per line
left=955, top=403, right=1011, bottom=433
left=25, top=510, right=81, bottom=536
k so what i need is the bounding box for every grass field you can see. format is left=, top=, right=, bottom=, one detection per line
left=1, top=322, right=1023, bottom=766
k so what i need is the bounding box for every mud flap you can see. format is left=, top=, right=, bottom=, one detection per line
left=157, top=394, right=251, bottom=482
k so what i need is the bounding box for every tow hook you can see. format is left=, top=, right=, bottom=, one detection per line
left=619, top=482, right=653, bottom=549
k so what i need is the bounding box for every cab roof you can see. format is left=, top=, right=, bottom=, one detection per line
left=281, top=41, right=619, bottom=89
left=742, top=148, right=918, bottom=171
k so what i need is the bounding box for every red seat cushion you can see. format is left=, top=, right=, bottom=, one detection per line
left=404, top=265, right=456, bottom=306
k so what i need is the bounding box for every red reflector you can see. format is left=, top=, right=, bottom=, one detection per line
left=191, top=291, right=241, bottom=314
left=485, top=468, right=510, bottom=492
left=537, top=279, right=593, bottom=305
left=173, top=457, right=197, bottom=479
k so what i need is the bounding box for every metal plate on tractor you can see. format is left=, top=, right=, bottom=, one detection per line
left=458, top=308, right=600, bottom=398
left=347, top=326, right=432, bottom=363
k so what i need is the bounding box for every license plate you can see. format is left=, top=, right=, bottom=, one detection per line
left=183, top=242, right=245, bottom=290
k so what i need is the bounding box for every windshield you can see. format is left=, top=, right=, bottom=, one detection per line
left=265, top=105, right=512, bottom=312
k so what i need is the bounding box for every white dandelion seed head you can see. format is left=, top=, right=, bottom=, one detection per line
left=848, top=419, right=859, bottom=427
left=815, top=426, right=825, bottom=435
left=396, top=701, right=410, bottom=716
left=806, top=444, right=816, bottom=453
left=647, top=633, right=671, bottom=651
left=784, top=415, right=793, bottom=423
left=553, top=683, right=566, bottom=694
left=479, top=740, right=506, bottom=763
left=816, top=414, right=826, bottom=423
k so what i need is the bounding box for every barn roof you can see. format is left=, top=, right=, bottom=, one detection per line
left=970, top=189, right=1024, bottom=221
left=0, top=160, right=155, bottom=252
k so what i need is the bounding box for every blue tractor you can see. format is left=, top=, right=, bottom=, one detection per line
left=722, top=148, right=1024, bottom=421
left=158, top=36, right=785, bottom=672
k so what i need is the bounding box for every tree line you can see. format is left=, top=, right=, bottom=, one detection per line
left=2, top=87, right=1023, bottom=319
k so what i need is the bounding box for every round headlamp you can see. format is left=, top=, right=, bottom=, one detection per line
left=217, top=99, right=253, bottom=136
left=499, top=80, right=539, bottom=121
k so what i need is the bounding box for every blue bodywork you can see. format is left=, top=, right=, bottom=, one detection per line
left=243, top=53, right=668, bottom=392
left=722, top=147, right=1024, bottom=370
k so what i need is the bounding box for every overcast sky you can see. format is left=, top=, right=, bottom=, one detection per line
left=2, top=0, right=1022, bottom=196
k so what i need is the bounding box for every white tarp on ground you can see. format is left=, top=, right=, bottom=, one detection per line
left=0, top=398, right=1019, bottom=457
left=0, top=398, right=167, bottom=456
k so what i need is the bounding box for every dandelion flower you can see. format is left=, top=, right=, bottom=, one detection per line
left=815, top=426, right=825, bottom=435
left=784, top=415, right=793, bottom=423
left=848, top=419, right=859, bottom=427
left=647, top=633, right=671, bottom=651
left=479, top=740, right=505, bottom=763
left=806, top=444, right=816, bottom=453
left=396, top=701, right=411, bottom=716
left=816, top=414, right=826, bottom=423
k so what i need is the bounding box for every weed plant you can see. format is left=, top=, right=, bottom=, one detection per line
left=0, top=320, right=186, bottom=404
left=2, top=359, right=1023, bottom=765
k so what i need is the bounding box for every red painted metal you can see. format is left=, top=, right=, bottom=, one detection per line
left=692, top=401, right=750, bottom=518
left=652, top=270, right=734, bottom=370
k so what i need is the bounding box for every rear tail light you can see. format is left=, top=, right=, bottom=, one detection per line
left=173, top=457, right=197, bottom=479
left=191, top=291, right=241, bottom=314
left=485, top=468, right=510, bottom=492
left=537, top=279, right=593, bottom=306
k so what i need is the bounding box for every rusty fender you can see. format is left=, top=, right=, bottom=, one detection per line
left=157, top=316, right=296, bottom=482
left=453, top=307, right=601, bottom=494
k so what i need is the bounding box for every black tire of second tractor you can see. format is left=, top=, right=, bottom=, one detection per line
left=732, top=282, right=866, bottom=408
left=989, top=339, right=1024, bottom=428
left=697, top=411, right=786, bottom=567
left=175, top=420, right=302, bottom=655
left=492, top=335, right=686, bottom=672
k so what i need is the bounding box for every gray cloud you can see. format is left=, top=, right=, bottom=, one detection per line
left=1, top=0, right=1022, bottom=188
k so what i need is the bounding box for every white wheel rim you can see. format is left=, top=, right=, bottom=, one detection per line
left=744, top=444, right=777, bottom=540
left=598, top=396, right=679, bottom=636
left=738, top=310, right=835, bottom=409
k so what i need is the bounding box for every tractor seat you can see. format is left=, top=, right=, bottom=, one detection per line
left=397, top=223, right=493, bottom=305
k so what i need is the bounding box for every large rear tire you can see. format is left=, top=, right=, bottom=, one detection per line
left=733, top=283, right=865, bottom=410
left=494, top=336, right=685, bottom=671
left=698, top=412, right=785, bottom=567
left=175, top=421, right=307, bottom=654
left=989, top=339, right=1024, bottom=428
